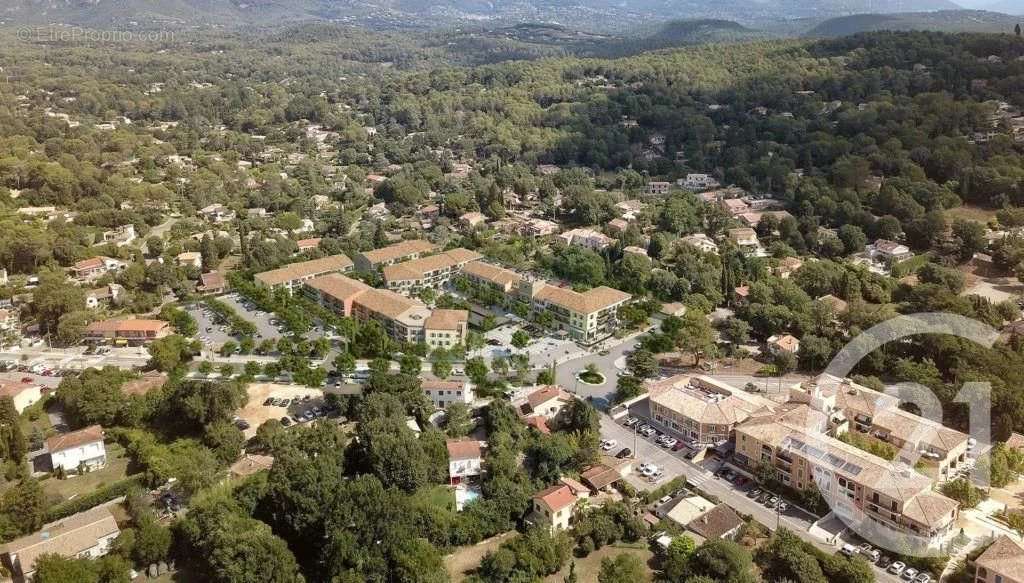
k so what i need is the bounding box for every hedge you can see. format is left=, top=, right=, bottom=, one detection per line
left=45, top=474, right=146, bottom=522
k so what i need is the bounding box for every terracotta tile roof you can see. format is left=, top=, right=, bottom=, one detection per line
left=422, top=380, right=467, bottom=391
left=526, top=386, right=570, bottom=411
left=976, top=535, right=1024, bottom=582
left=2, top=505, right=119, bottom=576
left=446, top=438, right=484, bottom=461
left=359, top=239, right=437, bottom=266
left=305, top=273, right=371, bottom=302
left=85, top=319, right=169, bottom=334
left=524, top=416, right=550, bottom=434
left=296, top=238, right=321, bottom=250
left=424, top=309, right=468, bottom=331
left=198, top=272, right=226, bottom=290
left=534, top=285, right=631, bottom=315
left=353, top=288, right=421, bottom=320
left=533, top=484, right=576, bottom=512
left=648, top=375, right=773, bottom=426
left=72, top=256, right=105, bottom=271
left=580, top=464, right=620, bottom=490
left=255, top=255, right=353, bottom=286
left=46, top=425, right=103, bottom=453
left=768, top=334, right=799, bottom=352
left=687, top=504, right=744, bottom=539
left=901, top=490, right=959, bottom=528
left=559, top=476, right=590, bottom=496
left=1006, top=432, right=1024, bottom=450
left=0, top=381, right=37, bottom=399
left=382, top=248, right=481, bottom=282
left=461, top=261, right=522, bottom=288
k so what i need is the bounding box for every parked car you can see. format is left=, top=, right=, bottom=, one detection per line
left=600, top=439, right=617, bottom=451
left=623, top=417, right=638, bottom=426
left=672, top=441, right=687, bottom=452
left=280, top=417, right=292, bottom=427
left=263, top=398, right=274, bottom=406
left=777, top=502, right=788, bottom=512
left=657, top=495, right=673, bottom=505
left=913, top=574, right=931, bottom=583
left=662, top=437, right=678, bottom=448
left=902, top=568, right=919, bottom=581
left=877, top=556, right=892, bottom=570
left=748, top=489, right=762, bottom=499
left=839, top=544, right=857, bottom=557
left=615, top=448, right=632, bottom=459
left=641, top=464, right=658, bottom=477
left=889, top=562, right=906, bottom=576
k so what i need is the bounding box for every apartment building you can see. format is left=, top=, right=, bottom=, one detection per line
left=254, top=254, right=354, bottom=294
left=559, top=228, right=614, bottom=251
left=790, top=375, right=969, bottom=480
left=647, top=375, right=775, bottom=445
left=460, top=261, right=523, bottom=297
left=303, top=273, right=469, bottom=346
left=734, top=404, right=959, bottom=545
left=423, top=379, right=474, bottom=410
left=354, top=239, right=438, bottom=272
left=423, top=309, right=469, bottom=349
left=517, top=279, right=631, bottom=343
left=382, top=248, right=482, bottom=294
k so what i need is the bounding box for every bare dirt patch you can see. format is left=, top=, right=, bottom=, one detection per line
left=445, top=532, right=516, bottom=582
left=238, top=383, right=324, bottom=438
left=544, top=545, right=655, bottom=582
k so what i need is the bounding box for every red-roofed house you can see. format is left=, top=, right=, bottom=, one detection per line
left=530, top=484, right=579, bottom=532
left=446, top=438, right=485, bottom=484
left=46, top=425, right=106, bottom=473
left=0, top=381, right=43, bottom=413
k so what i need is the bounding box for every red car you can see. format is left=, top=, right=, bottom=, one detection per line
left=21, top=376, right=33, bottom=383
left=672, top=442, right=687, bottom=452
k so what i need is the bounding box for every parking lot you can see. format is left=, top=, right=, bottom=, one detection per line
left=218, top=294, right=288, bottom=341
left=236, top=382, right=333, bottom=438
left=187, top=303, right=235, bottom=349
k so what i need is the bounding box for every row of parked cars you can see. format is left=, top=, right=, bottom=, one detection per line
left=840, top=543, right=933, bottom=583
left=746, top=487, right=789, bottom=512
left=621, top=416, right=699, bottom=459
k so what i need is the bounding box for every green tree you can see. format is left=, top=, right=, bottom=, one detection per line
left=333, top=351, right=356, bottom=375
left=465, top=357, right=489, bottom=384
left=431, top=353, right=452, bottom=379
left=147, top=335, right=193, bottom=372
left=598, top=553, right=644, bottom=583
left=444, top=402, right=473, bottom=437
left=400, top=354, right=422, bottom=376
left=626, top=349, right=658, bottom=379
left=511, top=329, right=531, bottom=350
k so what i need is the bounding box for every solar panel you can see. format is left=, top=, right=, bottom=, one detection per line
left=842, top=462, right=863, bottom=475
left=826, top=454, right=845, bottom=468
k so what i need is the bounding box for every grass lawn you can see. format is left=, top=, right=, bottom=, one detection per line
left=946, top=205, right=996, bottom=225
left=414, top=484, right=456, bottom=513
left=545, top=545, right=656, bottom=582
left=42, top=443, right=135, bottom=503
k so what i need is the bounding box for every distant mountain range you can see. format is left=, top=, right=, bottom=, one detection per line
left=805, top=9, right=1021, bottom=35
left=0, top=0, right=1001, bottom=31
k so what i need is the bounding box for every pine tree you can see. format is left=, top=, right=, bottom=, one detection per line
left=0, top=397, right=26, bottom=463
left=1016, top=23, right=1022, bottom=37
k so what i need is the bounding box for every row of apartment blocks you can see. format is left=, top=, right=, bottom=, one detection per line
left=252, top=239, right=633, bottom=344
left=302, top=273, right=468, bottom=348
left=643, top=373, right=968, bottom=547
left=459, top=261, right=632, bottom=343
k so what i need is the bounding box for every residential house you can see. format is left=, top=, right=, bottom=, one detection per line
left=681, top=234, right=719, bottom=254
left=515, top=385, right=572, bottom=422
left=664, top=495, right=715, bottom=525
left=775, top=257, right=803, bottom=279
left=974, top=535, right=1024, bottom=583
left=720, top=198, right=751, bottom=216
left=422, top=379, right=474, bottom=410
left=686, top=504, right=744, bottom=541
left=727, top=228, right=760, bottom=251
left=354, top=239, right=438, bottom=272
left=530, top=484, right=579, bottom=532
left=84, top=319, right=170, bottom=343
left=382, top=248, right=482, bottom=294
left=623, top=246, right=648, bottom=258
left=522, top=219, right=560, bottom=237
left=0, top=381, right=43, bottom=413
left=71, top=256, right=126, bottom=281
left=579, top=457, right=632, bottom=493
left=85, top=283, right=124, bottom=309
left=615, top=199, right=645, bottom=220
left=459, top=212, right=488, bottom=230
left=100, top=224, right=136, bottom=247
left=646, top=181, right=671, bottom=195
left=816, top=294, right=849, bottom=315
left=296, top=238, right=322, bottom=253
left=559, top=228, right=614, bottom=251
left=47, top=425, right=106, bottom=473
left=767, top=334, right=800, bottom=356
left=254, top=255, right=354, bottom=294
left=446, top=438, right=485, bottom=485
left=678, top=174, right=720, bottom=192
left=0, top=506, right=120, bottom=581
left=196, top=272, right=228, bottom=295
left=608, top=218, right=630, bottom=234
left=176, top=251, right=202, bottom=269
left=867, top=240, right=913, bottom=266
left=198, top=203, right=236, bottom=223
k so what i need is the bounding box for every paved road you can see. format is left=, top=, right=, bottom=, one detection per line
left=555, top=327, right=655, bottom=402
